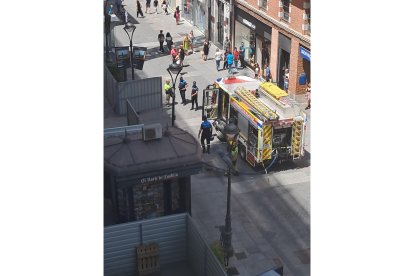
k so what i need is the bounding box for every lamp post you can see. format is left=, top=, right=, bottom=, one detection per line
left=166, top=63, right=183, bottom=126
left=220, top=119, right=239, bottom=267
left=123, top=22, right=136, bottom=80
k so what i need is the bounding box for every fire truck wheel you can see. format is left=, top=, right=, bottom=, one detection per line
left=238, top=144, right=246, bottom=161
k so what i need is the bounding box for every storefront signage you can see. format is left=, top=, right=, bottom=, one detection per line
left=300, top=46, right=311, bottom=61
left=242, top=18, right=256, bottom=30
left=140, top=173, right=179, bottom=184
left=115, top=46, right=130, bottom=68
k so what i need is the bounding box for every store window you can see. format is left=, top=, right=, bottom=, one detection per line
left=235, top=21, right=256, bottom=67
left=282, top=0, right=290, bottom=22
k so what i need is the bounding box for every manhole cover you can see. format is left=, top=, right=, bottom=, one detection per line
left=226, top=266, right=239, bottom=275
left=294, top=248, right=310, bottom=264
left=234, top=252, right=247, bottom=260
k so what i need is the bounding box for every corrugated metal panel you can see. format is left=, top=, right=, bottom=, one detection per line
left=117, top=77, right=162, bottom=115
left=104, top=66, right=119, bottom=108
left=187, top=216, right=227, bottom=276
left=104, top=214, right=225, bottom=276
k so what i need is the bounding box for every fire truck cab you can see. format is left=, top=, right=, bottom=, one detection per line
left=202, top=76, right=307, bottom=167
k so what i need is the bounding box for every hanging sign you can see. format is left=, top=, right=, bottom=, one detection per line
left=299, top=46, right=311, bottom=61
left=115, top=46, right=130, bottom=68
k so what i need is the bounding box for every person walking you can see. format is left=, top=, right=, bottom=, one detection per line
left=153, top=0, right=159, bottom=13
left=178, top=45, right=185, bottom=65
left=305, top=83, right=311, bottom=110
left=223, top=37, right=231, bottom=52
left=233, top=47, right=239, bottom=69
left=222, top=49, right=228, bottom=70
left=170, top=45, right=178, bottom=63
left=202, top=40, right=210, bottom=61
left=239, top=42, right=245, bottom=68
left=189, top=30, right=195, bottom=52
left=198, top=115, right=213, bottom=154
left=190, top=81, right=199, bottom=110
left=227, top=50, right=234, bottom=74
left=284, top=68, right=289, bottom=92
left=136, top=0, right=144, bottom=17
left=265, top=64, right=271, bottom=82
left=145, top=0, right=151, bottom=13
left=214, top=48, right=222, bottom=71
left=124, top=7, right=129, bottom=23
left=174, top=6, right=180, bottom=25
left=164, top=79, right=173, bottom=106
left=254, top=63, right=260, bottom=79
left=162, top=0, right=168, bottom=14
left=165, top=32, right=173, bottom=52
left=178, top=76, right=188, bottom=104
left=158, top=30, right=165, bottom=52
left=183, top=35, right=190, bottom=55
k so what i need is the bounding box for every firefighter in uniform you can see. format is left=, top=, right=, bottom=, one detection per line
left=228, top=139, right=239, bottom=175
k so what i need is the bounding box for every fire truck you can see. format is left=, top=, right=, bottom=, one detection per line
left=202, top=76, right=307, bottom=167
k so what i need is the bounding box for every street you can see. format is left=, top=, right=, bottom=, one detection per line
left=107, top=0, right=311, bottom=274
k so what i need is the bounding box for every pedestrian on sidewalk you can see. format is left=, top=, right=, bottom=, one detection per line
left=164, top=79, right=173, bottom=106
left=233, top=47, right=239, bottom=69
left=178, top=45, right=185, bottom=66
left=190, top=81, right=199, bottom=110
left=183, top=35, right=190, bottom=55
left=284, top=68, right=289, bottom=92
left=108, top=4, right=114, bottom=15
left=265, top=64, right=271, bottom=82
left=222, top=49, right=229, bottom=70
left=239, top=42, right=245, bottom=68
left=158, top=30, right=165, bottom=52
left=116, top=0, right=123, bottom=15
left=178, top=76, right=188, bottom=104
left=223, top=37, right=231, bottom=52
left=305, top=83, right=311, bottom=110
left=171, top=45, right=178, bottom=63
left=198, top=115, right=213, bottom=154
left=153, top=0, right=159, bottom=13
left=145, top=0, right=151, bottom=13
left=189, top=30, right=195, bottom=52
left=254, top=63, right=260, bottom=79
left=166, top=32, right=173, bottom=52
left=123, top=7, right=129, bottom=23
left=137, top=0, right=145, bottom=17
left=174, top=7, right=180, bottom=25
left=162, top=0, right=168, bottom=14
left=202, top=40, right=210, bottom=61
left=214, top=48, right=222, bottom=71
left=227, top=50, right=234, bottom=74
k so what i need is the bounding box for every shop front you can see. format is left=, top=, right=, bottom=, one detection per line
left=234, top=8, right=272, bottom=70
left=298, top=45, right=311, bottom=88
left=181, top=0, right=208, bottom=34
left=277, top=33, right=291, bottom=90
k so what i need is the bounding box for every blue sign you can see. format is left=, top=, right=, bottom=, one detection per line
left=300, top=46, right=311, bottom=61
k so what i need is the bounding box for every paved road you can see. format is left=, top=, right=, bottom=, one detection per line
left=107, top=1, right=311, bottom=274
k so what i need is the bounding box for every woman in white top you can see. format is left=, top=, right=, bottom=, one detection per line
left=214, top=48, right=222, bottom=71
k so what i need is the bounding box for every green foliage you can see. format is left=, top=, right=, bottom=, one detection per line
left=210, top=240, right=225, bottom=267
left=106, top=62, right=124, bottom=82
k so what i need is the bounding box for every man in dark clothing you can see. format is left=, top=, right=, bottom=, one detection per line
left=178, top=76, right=188, bottom=104
left=198, top=115, right=213, bottom=153
left=158, top=30, right=165, bottom=52
left=239, top=42, right=245, bottom=68
left=190, top=81, right=199, bottom=110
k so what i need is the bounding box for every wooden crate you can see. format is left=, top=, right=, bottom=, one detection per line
left=136, top=243, right=160, bottom=275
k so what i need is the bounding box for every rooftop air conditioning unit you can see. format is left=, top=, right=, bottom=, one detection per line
left=142, top=123, right=163, bottom=141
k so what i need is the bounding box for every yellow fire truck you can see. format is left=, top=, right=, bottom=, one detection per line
left=202, top=76, right=307, bottom=167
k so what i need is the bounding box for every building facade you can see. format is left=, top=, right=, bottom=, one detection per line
left=189, top=0, right=311, bottom=95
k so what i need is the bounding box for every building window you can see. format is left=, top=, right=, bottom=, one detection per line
left=303, top=7, right=311, bottom=35
left=259, top=0, right=268, bottom=10
left=282, top=0, right=290, bottom=21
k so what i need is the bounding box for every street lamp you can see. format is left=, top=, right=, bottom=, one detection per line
left=220, top=119, right=239, bottom=267
left=123, top=22, right=136, bottom=80
left=166, top=63, right=183, bottom=126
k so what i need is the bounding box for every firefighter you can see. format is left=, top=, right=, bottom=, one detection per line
left=228, top=138, right=239, bottom=176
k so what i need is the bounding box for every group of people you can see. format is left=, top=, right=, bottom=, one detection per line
left=164, top=77, right=199, bottom=110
